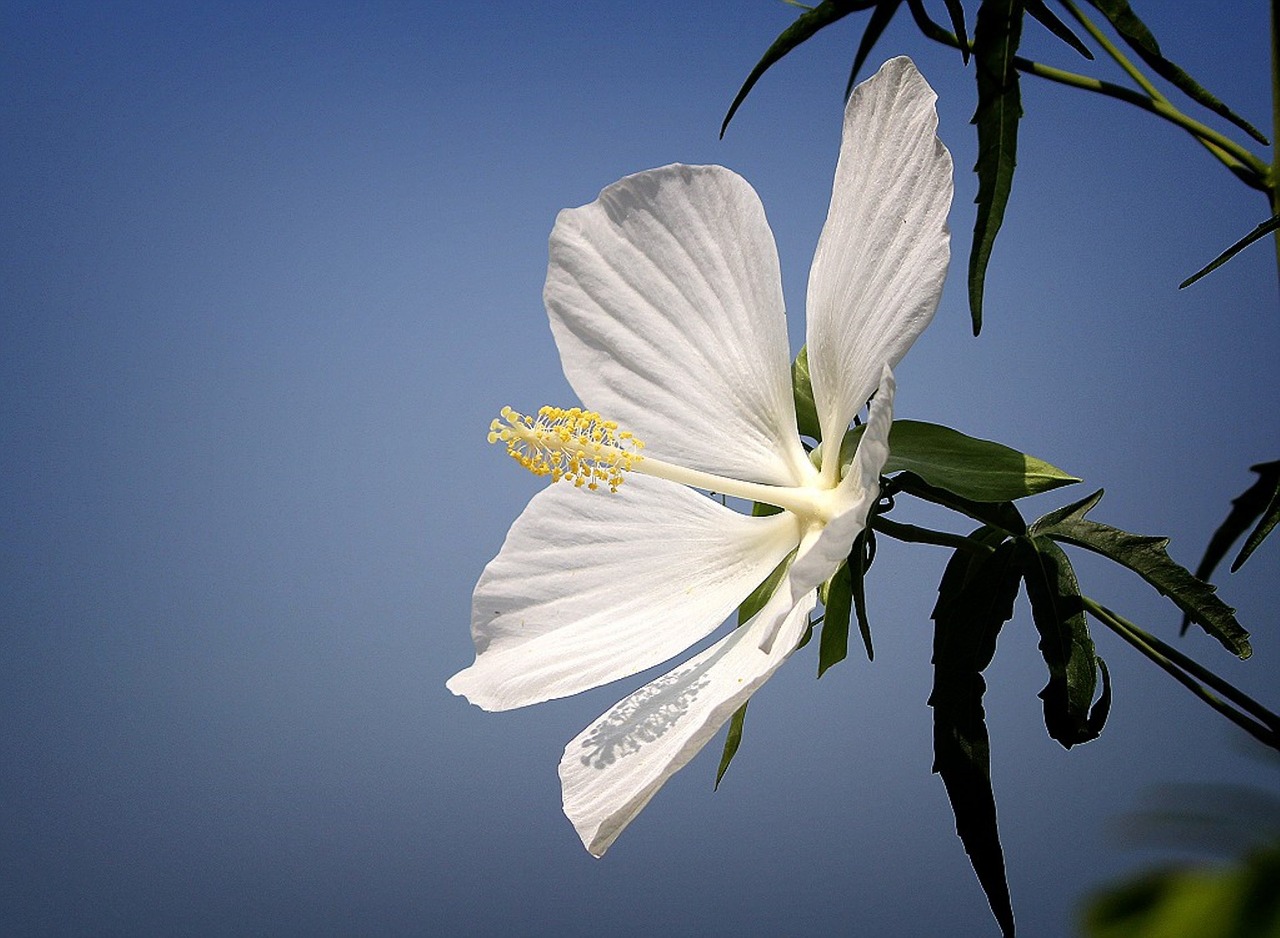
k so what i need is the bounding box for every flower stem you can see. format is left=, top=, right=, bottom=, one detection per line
left=1082, top=596, right=1280, bottom=751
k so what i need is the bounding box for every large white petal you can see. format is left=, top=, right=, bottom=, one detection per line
left=806, top=56, right=953, bottom=446
left=560, top=592, right=817, bottom=857
left=545, top=164, right=813, bottom=487
left=447, top=473, right=802, bottom=711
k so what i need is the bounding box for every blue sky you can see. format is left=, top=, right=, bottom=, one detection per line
left=2, top=2, right=1278, bottom=935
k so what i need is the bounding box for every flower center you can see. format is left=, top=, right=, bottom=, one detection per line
left=489, top=405, right=645, bottom=492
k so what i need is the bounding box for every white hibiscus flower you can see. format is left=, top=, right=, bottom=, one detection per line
left=448, top=56, right=954, bottom=857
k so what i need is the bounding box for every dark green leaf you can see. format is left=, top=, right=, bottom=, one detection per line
left=1031, top=490, right=1251, bottom=659
left=739, top=540, right=792, bottom=626
left=721, top=0, right=876, bottom=137
left=715, top=701, right=749, bottom=790
left=968, top=0, right=1025, bottom=335
left=930, top=536, right=1021, bottom=938
left=1018, top=537, right=1108, bottom=747
left=792, top=346, right=822, bottom=441
left=819, top=561, right=853, bottom=676
left=885, top=419, right=1080, bottom=501
left=846, top=0, right=905, bottom=96
left=850, top=529, right=874, bottom=660
left=1025, top=0, right=1092, bottom=58
left=889, top=471, right=1027, bottom=536
left=1182, top=461, right=1280, bottom=635
left=941, top=0, right=970, bottom=61
left=1181, top=215, right=1280, bottom=289
left=1085, top=0, right=1269, bottom=145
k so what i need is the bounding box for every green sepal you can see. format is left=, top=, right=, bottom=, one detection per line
left=714, top=701, right=749, bottom=790
left=1030, top=490, right=1251, bottom=659
left=792, top=346, right=822, bottom=441
left=721, top=0, right=876, bottom=137
left=1025, top=0, right=1092, bottom=59
left=850, top=529, right=875, bottom=661
left=1084, top=0, right=1269, bottom=145
left=845, top=0, right=905, bottom=96
left=818, top=561, right=853, bottom=677
left=884, top=419, right=1080, bottom=502
left=968, top=0, right=1025, bottom=336
left=930, top=531, right=1021, bottom=938
left=1181, top=215, right=1280, bottom=289
left=1018, top=536, right=1110, bottom=747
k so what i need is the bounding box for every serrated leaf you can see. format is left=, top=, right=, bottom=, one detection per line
left=930, top=536, right=1021, bottom=938
left=1025, top=0, right=1092, bottom=58
left=1180, top=215, right=1280, bottom=289
left=885, top=419, right=1080, bottom=501
left=1182, top=462, right=1280, bottom=636
left=968, top=0, right=1024, bottom=335
left=1030, top=490, right=1251, bottom=659
left=889, top=471, right=1028, bottom=536
left=1018, top=537, right=1108, bottom=747
left=846, top=0, right=905, bottom=96
left=792, top=346, right=822, bottom=441
left=819, top=561, right=853, bottom=676
left=715, top=701, right=749, bottom=790
left=721, top=0, right=876, bottom=137
left=1085, top=0, right=1269, bottom=145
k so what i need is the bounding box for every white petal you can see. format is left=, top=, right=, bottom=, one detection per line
left=545, top=164, right=813, bottom=487
left=806, top=56, right=953, bottom=445
left=447, top=473, right=802, bottom=711
left=560, top=592, right=817, bottom=857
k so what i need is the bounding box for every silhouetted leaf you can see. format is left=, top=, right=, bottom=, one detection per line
left=1031, top=490, right=1251, bottom=659
left=969, top=0, right=1025, bottom=334
left=1019, top=536, right=1109, bottom=747
left=722, top=0, right=876, bottom=137
left=850, top=529, right=874, bottom=660
left=715, top=701, right=749, bottom=790
left=1026, top=0, right=1092, bottom=58
left=846, top=0, right=905, bottom=95
left=889, top=471, right=1027, bottom=536
left=1085, top=0, right=1269, bottom=145
left=941, top=0, right=970, bottom=61
left=930, top=534, right=1021, bottom=937
left=1181, top=215, right=1280, bottom=289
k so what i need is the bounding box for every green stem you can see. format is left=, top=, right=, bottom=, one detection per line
left=1083, top=597, right=1280, bottom=750
left=870, top=516, right=991, bottom=553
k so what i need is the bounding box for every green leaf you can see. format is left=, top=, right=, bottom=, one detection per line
left=885, top=419, right=1080, bottom=501
left=739, top=541, right=793, bottom=626
left=715, top=701, right=749, bottom=790
left=968, top=0, right=1025, bottom=335
left=1018, top=536, right=1109, bottom=747
left=850, top=529, right=875, bottom=660
left=1182, top=461, right=1280, bottom=635
left=888, top=471, right=1027, bottom=536
left=721, top=0, right=875, bottom=137
left=792, top=346, right=822, bottom=441
left=930, top=535, right=1022, bottom=938
left=1180, top=215, right=1280, bottom=289
left=1085, top=0, right=1269, bottom=145
left=940, top=0, right=970, bottom=62
left=1025, top=0, right=1092, bottom=59
left=845, top=0, right=904, bottom=96
left=1030, top=490, right=1251, bottom=659
left=819, top=561, right=853, bottom=676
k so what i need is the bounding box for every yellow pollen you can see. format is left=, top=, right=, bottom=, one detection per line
left=488, top=405, right=645, bottom=492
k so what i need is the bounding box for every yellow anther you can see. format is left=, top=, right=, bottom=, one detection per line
left=488, top=405, right=645, bottom=492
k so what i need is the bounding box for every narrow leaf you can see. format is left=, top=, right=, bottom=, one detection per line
left=885, top=419, right=1080, bottom=501
left=846, top=0, right=905, bottom=96
left=1085, top=0, right=1269, bottom=145
left=1182, top=462, right=1280, bottom=634
left=930, top=537, right=1022, bottom=937
left=850, top=529, right=875, bottom=660
left=889, top=471, right=1027, bottom=537
left=941, top=0, right=970, bottom=62
left=819, top=561, right=853, bottom=676
left=792, top=346, right=822, bottom=441
left=715, top=701, right=749, bottom=790
left=1180, top=215, right=1280, bottom=289
left=721, top=0, right=875, bottom=137
left=1031, top=490, right=1251, bottom=658
left=1025, top=0, right=1092, bottom=58
left=968, top=0, right=1025, bottom=335
left=1019, top=537, right=1107, bottom=747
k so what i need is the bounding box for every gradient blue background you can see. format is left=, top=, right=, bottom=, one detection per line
left=3, top=2, right=1277, bottom=935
